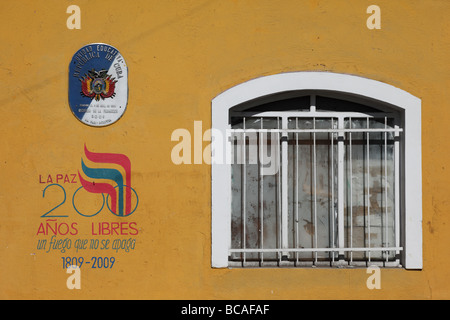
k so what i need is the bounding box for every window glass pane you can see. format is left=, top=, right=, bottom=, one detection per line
left=344, top=118, right=366, bottom=260
left=244, top=117, right=262, bottom=129
left=262, top=117, right=280, bottom=129
left=230, top=113, right=400, bottom=266
left=230, top=117, right=281, bottom=262
left=368, top=118, right=395, bottom=260
left=344, top=117, right=396, bottom=261
left=313, top=118, right=335, bottom=260
left=287, top=118, right=338, bottom=261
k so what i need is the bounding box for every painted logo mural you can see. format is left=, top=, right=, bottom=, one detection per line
left=78, top=144, right=135, bottom=216
left=36, top=145, right=139, bottom=272
left=69, top=43, right=128, bottom=127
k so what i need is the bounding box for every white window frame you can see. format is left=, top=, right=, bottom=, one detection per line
left=211, top=72, right=422, bottom=269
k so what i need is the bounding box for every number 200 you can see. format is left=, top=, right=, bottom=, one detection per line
left=41, top=183, right=138, bottom=218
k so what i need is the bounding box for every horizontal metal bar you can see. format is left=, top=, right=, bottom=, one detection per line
left=229, top=247, right=403, bottom=253
left=230, top=111, right=397, bottom=119
left=228, top=260, right=402, bottom=268
left=230, top=128, right=403, bottom=134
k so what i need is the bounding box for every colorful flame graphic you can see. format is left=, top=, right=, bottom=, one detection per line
left=78, top=144, right=132, bottom=216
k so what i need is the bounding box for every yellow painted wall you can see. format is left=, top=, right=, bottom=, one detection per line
left=0, top=0, right=449, bottom=299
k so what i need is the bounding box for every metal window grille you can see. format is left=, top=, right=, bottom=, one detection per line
left=229, top=99, right=403, bottom=268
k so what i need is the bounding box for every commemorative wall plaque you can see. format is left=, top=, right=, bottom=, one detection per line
left=69, top=43, right=128, bottom=127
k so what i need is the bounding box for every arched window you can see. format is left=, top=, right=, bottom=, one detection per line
left=211, top=72, right=422, bottom=269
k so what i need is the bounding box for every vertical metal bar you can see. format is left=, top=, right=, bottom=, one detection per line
left=366, top=117, right=371, bottom=262
left=349, top=118, right=353, bottom=263
left=337, top=117, right=345, bottom=261
left=394, top=124, right=400, bottom=262
left=277, top=117, right=282, bottom=263
left=295, top=117, right=299, bottom=264
left=242, top=117, right=246, bottom=265
left=310, top=96, right=316, bottom=113
left=259, top=117, right=264, bottom=265
left=281, top=116, right=289, bottom=258
left=384, top=117, right=388, bottom=262
left=313, top=116, right=318, bottom=264
left=331, top=118, right=335, bottom=262
left=310, top=95, right=318, bottom=263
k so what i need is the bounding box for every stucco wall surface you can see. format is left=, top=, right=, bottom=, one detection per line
left=0, top=0, right=449, bottom=299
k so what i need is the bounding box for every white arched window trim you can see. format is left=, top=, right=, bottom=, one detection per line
left=211, top=71, right=422, bottom=269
